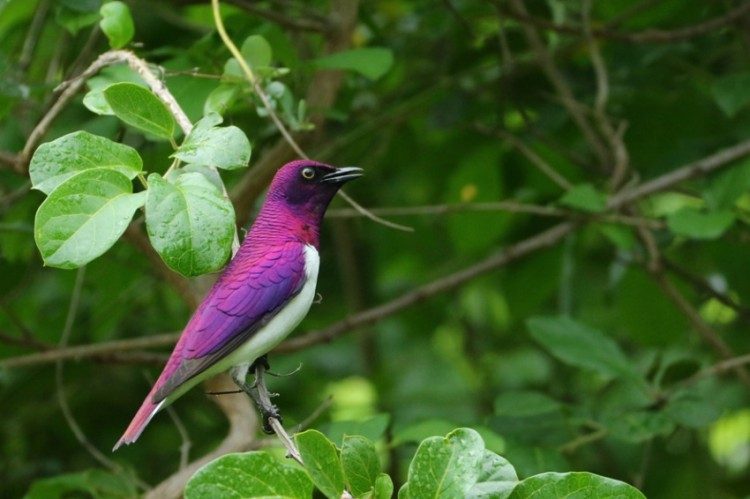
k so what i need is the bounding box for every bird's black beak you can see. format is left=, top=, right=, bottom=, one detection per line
left=321, top=166, right=364, bottom=184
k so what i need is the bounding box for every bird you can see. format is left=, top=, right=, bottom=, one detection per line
left=113, top=160, right=362, bottom=450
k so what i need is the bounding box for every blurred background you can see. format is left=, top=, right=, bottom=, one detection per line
left=2, top=0, right=750, bottom=497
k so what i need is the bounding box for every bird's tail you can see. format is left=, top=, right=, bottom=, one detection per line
left=113, top=386, right=165, bottom=451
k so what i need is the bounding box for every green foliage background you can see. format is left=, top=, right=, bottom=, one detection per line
left=2, top=0, right=750, bottom=497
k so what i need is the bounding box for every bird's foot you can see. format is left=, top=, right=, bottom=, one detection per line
left=231, top=355, right=285, bottom=435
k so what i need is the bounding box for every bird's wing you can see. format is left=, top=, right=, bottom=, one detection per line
left=152, top=242, right=307, bottom=402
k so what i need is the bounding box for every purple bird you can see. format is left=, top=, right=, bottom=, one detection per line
left=114, top=160, right=362, bottom=450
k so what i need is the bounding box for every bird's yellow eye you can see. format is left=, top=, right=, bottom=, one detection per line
left=301, top=167, right=316, bottom=180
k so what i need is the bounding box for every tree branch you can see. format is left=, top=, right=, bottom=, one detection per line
left=498, top=2, right=750, bottom=44
left=507, top=0, right=610, bottom=170
left=145, top=374, right=258, bottom=499
left=277, top=222, right=577, bottom=353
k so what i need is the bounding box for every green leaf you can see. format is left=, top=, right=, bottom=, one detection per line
left=391, top=419, right=458, bottom=447
left=83, top=65, right=145, bottom=115
left=295, top=429, right=346, bottom=499
left=494, top=391, right=561, bottom=417
left=527, top=316, right=640, bottom=380
left=603, top=409, right=674, bottom=443
left=374, top=474, right=394, bottom=499
left=204, top=83, right=242, bottom=116
left=241, top=34, right=273, bottom=69
left=403, top=428, right=485, bottom=499
left=666, top=207, right=735, bottom=240
left=324, top=414, right=390, bottom=446
left=665, top=394, right=722, bottom=428
left=341, top=435, right=381, bottom=497
left=103, top=82, right=176, bottom=138
left=559, top=183, right=607, bottom=213
left=185, top=451, right=313, bottom=499
left=467, top=450, right=519, bottom=499
left=29, top=131, right=142, bottom=195
left=55, top=2, right=100, bottom=35
left=99, top=1, right=134, bottom=49
left=172, top=112, right=252, bottom=170
left=705, top=157, right=750, bottom=210
left=508, top=472, right=645, bottom=499
left=25, top=468, right=137, bottom=499
left=34, top=169, right=146, bottom=269
left=597, top=223, right=637, bottom=250
left=313, top=48, right=394, bottom=80
left=145, top=172, right=235, bottom=277
left=710, top=71, right=750, bottom=117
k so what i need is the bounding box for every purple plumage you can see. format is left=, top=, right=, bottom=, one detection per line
left=114, top=160, right=362, bottom=450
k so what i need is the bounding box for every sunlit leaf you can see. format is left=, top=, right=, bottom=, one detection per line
left=29, top=131, right=142, bottom=194
left=467, top=451, right=518, bottom=499
left=145, top=172, right=234, bottom=277
left=402, top=428, right=485, bottom=499
left=34, top=169, right=146, bottom=268
left=341, top=435, right=380, bottom=497
left=172, top=112, right=251, bottom=170
left=508, top=472, right=645, bottom=499
left=295, top=430, right=346, bottom=499
left=185, top=451, right=313, bottom=498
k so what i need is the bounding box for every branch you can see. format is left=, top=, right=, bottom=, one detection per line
left=0, top=332, right=179, bottom=369
left=328, top=201, right=664, bottom=229
left=6, top=133, right=750, bottom=368
left=145, top=374, right=258, bottom=499
left=224, top=0, right=329, bottom=32
left=649, top=269, right=750, bottom=387
left=662, top=259, right=750, bottom=325
left=506, top=0, right=611, bottom=169
left=498, top=2, right=750, bottom=44
left=277, top=222, right=577, bottom=352
left=582, top=0, right=630, bottom=189
left=487, top=128, right=573, bottom=190
left=123, top=224, right=199, bottom=310
left=608, top=137, right=750, bottom=208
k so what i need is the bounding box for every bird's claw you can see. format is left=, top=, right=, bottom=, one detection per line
left=260, top=404, right=282, bottom=434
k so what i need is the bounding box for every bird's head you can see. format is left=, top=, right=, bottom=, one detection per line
left=267, top=160, right=363, bottom=216
left=256, top=160, right=363, bottom=245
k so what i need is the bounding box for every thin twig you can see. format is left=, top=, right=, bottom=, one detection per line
left=608, top=137, right=750, bottom=208
left=212, top=0, right=405, bottom=232
left=328, top=201, right=664, bottom=229
left=582, top=0, right=629, bottom=189
left=55, top=268, right=149, bottom=488
left=0, top=332, right=179, bottom=369
left=268, top=417, right=303, bottom=465
left=498, top=1, right=750, bottom=44
left=335, top=190, right=413, bottom=232
left=490, top=128, right=573, bottom=190
left=650, top=269, right=750, bottom=387
left=677, top=353, right=750, bottom=389
left=632, top=223, right=750, bottom=388
left=662, top=259, right=750, bottom=325
left=211, top=0, right=305, bottom=158
left=278, top=222, right=577, bottom=352
left=7, top=133, right=750, bottom=368
left=224, top=0, right=329, bottom=32
left=507, top=0, right=610, bottom=169
left=558, top=427, right=608, bottom=454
